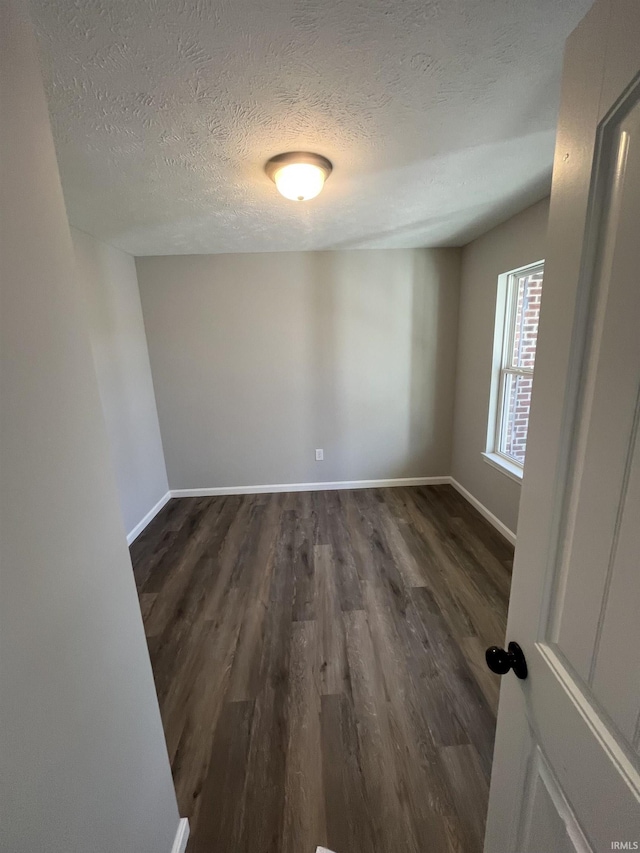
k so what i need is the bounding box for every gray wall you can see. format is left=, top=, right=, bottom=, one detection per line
left=72, top=228, right=169, bottom=537
left=137, top=249, right=461, bottom=490
left=451, top=198, right=550, bottom=535
left=0, top=3, right=179, bottom=851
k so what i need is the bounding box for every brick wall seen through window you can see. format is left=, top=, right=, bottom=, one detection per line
left=501, top=270, right=543, bottom=464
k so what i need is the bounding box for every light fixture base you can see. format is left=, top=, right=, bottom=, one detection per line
left=265, top=151, right=333, bottom=183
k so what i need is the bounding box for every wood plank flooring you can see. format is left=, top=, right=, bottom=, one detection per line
left=130, top=485, right=513, bottom=853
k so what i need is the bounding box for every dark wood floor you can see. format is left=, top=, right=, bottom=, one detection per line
left=130, top=485, right=513, bottom=853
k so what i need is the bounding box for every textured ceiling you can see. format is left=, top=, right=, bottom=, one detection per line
left=32, top=0, right=592, bottom=255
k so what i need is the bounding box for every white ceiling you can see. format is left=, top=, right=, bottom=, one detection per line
left=32, top=0, right=592, bottom=256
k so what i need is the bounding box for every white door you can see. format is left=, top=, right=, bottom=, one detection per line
left=484, top=0, right=640, bottom=850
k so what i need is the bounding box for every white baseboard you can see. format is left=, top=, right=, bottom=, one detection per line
left=448, top=477, right=516, bottom=545
left=126, top=491, right=171, bottom=545
left=170, top=818, right=190, bottom=853
left=170, top=476, right=449, bottom=498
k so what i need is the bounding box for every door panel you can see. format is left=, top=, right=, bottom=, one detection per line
left=529, top=648, right=639, bottom=849
left=591, top=415, right=640, bottom=746
left=519, top=747, right=590, bottom=853
left=485, top=1, right=640, bottom=849
left=552, top=90, right=640, bottom=689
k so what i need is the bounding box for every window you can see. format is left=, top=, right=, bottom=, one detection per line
left=484, top=260, right=544, bottom=480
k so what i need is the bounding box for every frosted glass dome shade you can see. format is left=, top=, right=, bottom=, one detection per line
left=265, top=152, right=332, bottom=202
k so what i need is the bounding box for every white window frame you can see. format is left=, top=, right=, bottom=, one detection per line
left=483, top=259, right=544, bottom=482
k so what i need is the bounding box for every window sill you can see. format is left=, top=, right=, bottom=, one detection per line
left=482, top=452, right=523, bottom=483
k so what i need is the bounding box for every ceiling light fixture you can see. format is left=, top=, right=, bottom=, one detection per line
left=265, top=152, right=332, bottom=201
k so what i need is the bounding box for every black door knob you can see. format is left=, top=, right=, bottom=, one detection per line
left=485, top=642, right=528, bottom=679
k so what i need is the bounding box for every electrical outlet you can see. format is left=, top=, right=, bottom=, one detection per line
left=315, top=449, right=324, bottom=461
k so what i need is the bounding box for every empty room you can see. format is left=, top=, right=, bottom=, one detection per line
left=2, top=0, right=639, bottom=851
